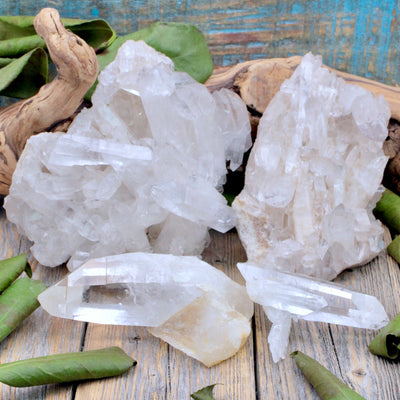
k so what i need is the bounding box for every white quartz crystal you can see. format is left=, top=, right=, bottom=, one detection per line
left=233, top=52, right=390, bottom=280
left=38, top=252, right=254, bottom=366
left=233, top=53, right=390, bottom=361
left=5, top=40, right=251, bottom=269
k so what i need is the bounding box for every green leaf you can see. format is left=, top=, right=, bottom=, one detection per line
left=0, top=48, right=48, bottom=98
left=291, top=351, right=365, bottom=399
left=373, top=189, right=400, bottom=233
left=0, top=254, right=30, bottom=292
left=0, top=346, right=136, bottom=387
left=191, top=384, right=219, bottom=400
left=369, top=312, right=400, bottom=359
left=130, top=22, right=213, bottom=83
left=0, top=277, right=46, bottom=343
left=86, top=21, right=213, bottom=99
left=387, top=234, right=400, bottom=264
left=0, top=15, right=116, bottom=56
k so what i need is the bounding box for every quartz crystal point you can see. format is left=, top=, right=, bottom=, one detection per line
left=239, top=262, right=389, bottom=362
left=38, top=252, right=254, bottom=367
left=233, top=52, right=390, bottom=361
left=5, top=40, right=251, bottom=269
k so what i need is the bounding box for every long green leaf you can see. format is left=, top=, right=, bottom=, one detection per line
left=291, top=351, right=365, bottom=399
left=0, top=48, right=47, bottom=98
left=0, top=254, right=31, bottom=292
left=0, top=346, right=136, bottom=387
left=373, top=189, right=400, bottom=233
left=0, top=16, right=116, bottom=56
left=191, top=384, right=218, bottom=400
left=0, top=277, right=46, bottom=342
left=369, top=312, right=400, bottom=359
left=86, top=21, right=213, bottom=99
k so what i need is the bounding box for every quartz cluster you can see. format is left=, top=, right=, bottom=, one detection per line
left=5, top=40, right=251, bottom=269
left=233, top=53, right=390, bottom=361
left=38, top=252, right=254, bottom=367
left=233, top=52, right=390, bottom=280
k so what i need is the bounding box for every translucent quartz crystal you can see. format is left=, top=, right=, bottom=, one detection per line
left=5, top=40, right=251, bottom=269
left=233, top=53, right=390, bottom=361
left=239, top=261, right=389, bottom=362
left=233, top=53, right=390, bottom=280
left=38, top=252, right=254, bottom=366
left=239, top=262, right=388, bottom=327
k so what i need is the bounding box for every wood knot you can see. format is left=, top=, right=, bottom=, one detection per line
left=352, top=368, right=367, bottom=377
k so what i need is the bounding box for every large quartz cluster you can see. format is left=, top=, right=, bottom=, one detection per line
left=233, top=53, right=390, bottom=361
left=5, top=40, right=251, bottom=269
left=38, top=252, right=254, bottom=367
left=233, top=53, right=390, bottom=280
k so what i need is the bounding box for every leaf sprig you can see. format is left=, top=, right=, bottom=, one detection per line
left=0, top=14, right=213, bottom=100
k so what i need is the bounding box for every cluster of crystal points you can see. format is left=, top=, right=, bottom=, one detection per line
left=38, top=252, right=254, bottom=367
left=233, top=53, right=390, bottom=280
left=5, top=40, right=251, bottom=269
left=233, top=53, right=390, bottom=362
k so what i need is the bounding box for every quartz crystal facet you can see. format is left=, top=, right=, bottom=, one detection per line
left=38, top=252, right=254, bottom=366
left=5, top=40, right=251, bottom=269
left=233, top=53, right=390, bottom=361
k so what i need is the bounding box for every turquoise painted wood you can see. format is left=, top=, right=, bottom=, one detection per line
left=0, top=0, right=399, bottom=85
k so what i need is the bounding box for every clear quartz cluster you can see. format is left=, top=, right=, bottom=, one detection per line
left=38, top=252, right=254, bottom=367
left=233, top=53, right=390, bottom=361
left=5, top=40, right=251, bottom=269
left=233, top=53, right=390, bottom=280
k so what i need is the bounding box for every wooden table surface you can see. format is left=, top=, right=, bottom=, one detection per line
left=0, top=209, right=398, bottom=400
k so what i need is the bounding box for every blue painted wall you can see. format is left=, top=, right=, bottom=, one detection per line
left=0, top=1, right=399, bottom=85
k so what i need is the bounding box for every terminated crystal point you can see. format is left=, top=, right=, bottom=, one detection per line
left=5, top=40, right=251, bottom=269
left=238, top=261, right=389, bottom=361
left=239, top=262, right=388, bottom=329
left=233, top=52, right=390, bottom=280
left=38, top=252, right=254, bottom=367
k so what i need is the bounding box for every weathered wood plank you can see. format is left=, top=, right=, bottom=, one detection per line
left=0, top=210, right=86, bottom=400
left=0, top=0, right=398, bottom=86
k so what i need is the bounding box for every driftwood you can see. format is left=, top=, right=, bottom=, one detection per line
left=205, top=56, right=400, bottom=120
left=0, top=8, right=98, bottom=196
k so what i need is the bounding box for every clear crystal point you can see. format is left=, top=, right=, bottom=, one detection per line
left=238, top=262, right=388, bottom=330
left=38, top=252, right=254, bottom=366
left=238, top=261, right=388, bottom=362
